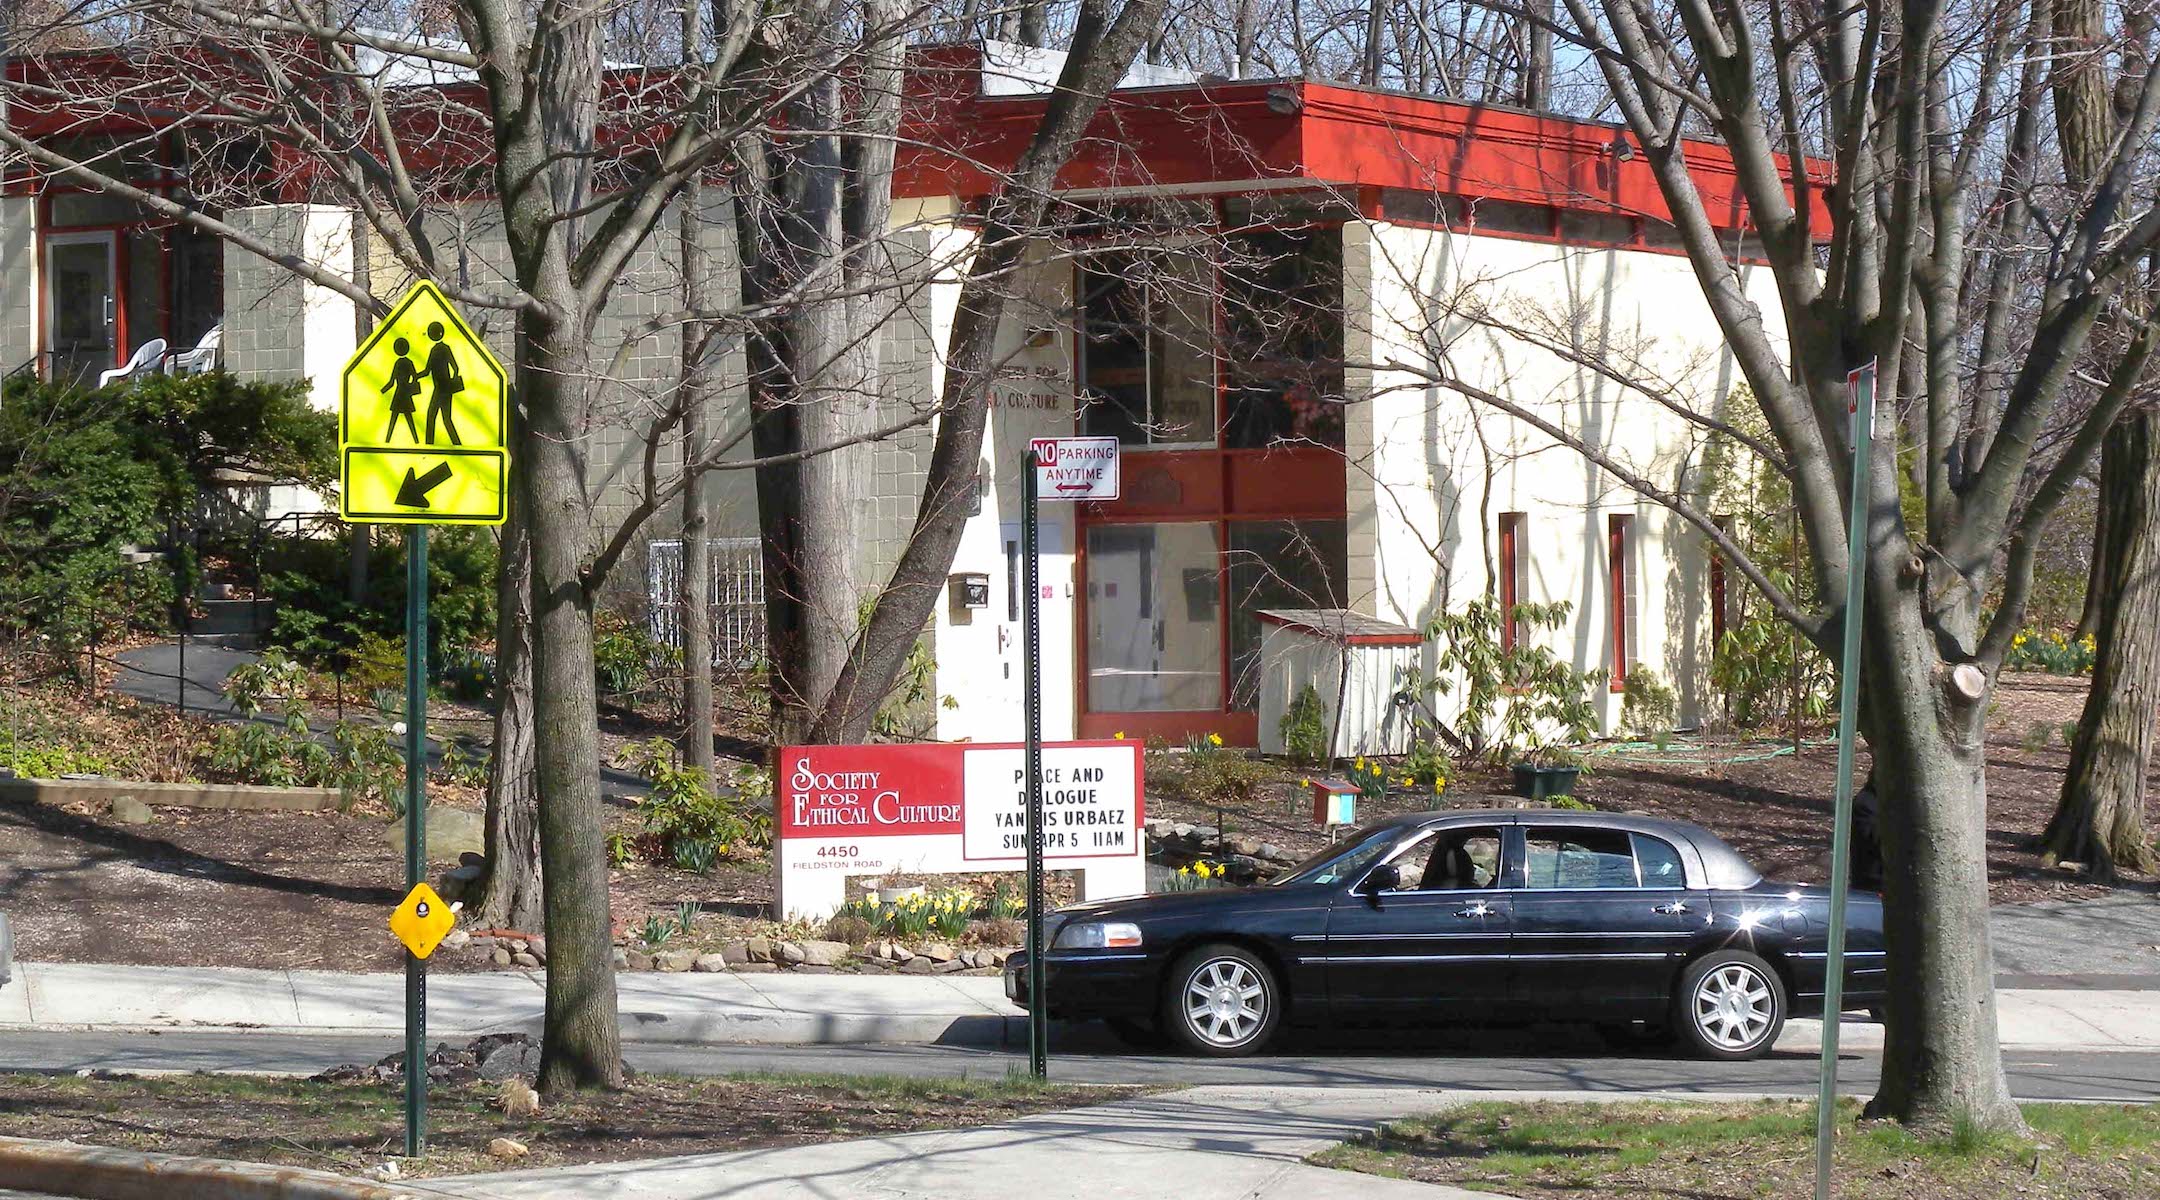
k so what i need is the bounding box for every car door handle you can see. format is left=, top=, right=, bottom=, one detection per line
left=1653, top=901, right=1690, bottom=915
left=1454, top=904, right=1493, bottom=918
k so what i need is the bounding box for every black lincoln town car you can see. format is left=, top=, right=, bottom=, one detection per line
left=1005, top=810, right=1886, bottom=1059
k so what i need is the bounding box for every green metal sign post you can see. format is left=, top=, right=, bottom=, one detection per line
left=1815, top=360, right=1876, bottom=1200
left=1021, top=451, right=1047, bottom=1080
left=403, top=526, right=430, bottom=1157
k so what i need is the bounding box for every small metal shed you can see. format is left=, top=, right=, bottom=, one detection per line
left=1255, top=608, right=1423, bottom=760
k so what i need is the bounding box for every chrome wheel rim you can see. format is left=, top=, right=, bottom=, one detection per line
left=1183, top=958, right=1267, bottom=1047
left=1692, top=963, right=1775, bottom=1050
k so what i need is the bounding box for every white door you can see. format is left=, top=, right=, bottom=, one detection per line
left=999, top=518, right=1076, bottom=739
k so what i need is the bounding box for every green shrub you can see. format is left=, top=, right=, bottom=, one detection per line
left=1150, top=731, right=1270, bottom=805
left=0, top=372, right=330, bottom=659
left=1280, top=684, right=1329, bottom=766
left=627, top=738, right=756, bottom=867
left=1620, top=668, right=1679, bottom=747
left=1400, top=740, right=1452, bottom=793
left=260, top=527, right=498, bottom=674
left=1424, top=598, right=1601, bottom=767
left=595, top=613, right=677, bottom=699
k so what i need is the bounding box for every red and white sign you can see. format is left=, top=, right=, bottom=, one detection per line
left=776, top=740, right=1145, bottom=919
left=1030, top=436, right=1120, bottom=501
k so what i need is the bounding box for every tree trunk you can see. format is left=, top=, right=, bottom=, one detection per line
left=471, top=489, right=544, bottom=930
left=1862, top=585, right=2023, bottom=1133
left=2045, top=409, right=2160, bottom=880
left=522, top=320, right=623, bottom=1092
left=677, top=56, right=716, bottom=779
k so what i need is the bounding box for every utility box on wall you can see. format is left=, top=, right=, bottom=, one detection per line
left=1255, top=609, right=1423, bottom=761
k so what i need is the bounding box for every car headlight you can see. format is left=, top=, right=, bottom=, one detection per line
left=1052, top=921, right=1143, bottom=950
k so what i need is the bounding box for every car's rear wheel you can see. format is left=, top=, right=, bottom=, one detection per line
left=1673, top=950, right=1786, bottom=1061
left=1163, top=943, right=1280, bottom=1057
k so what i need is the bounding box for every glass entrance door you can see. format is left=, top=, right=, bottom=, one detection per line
left=46, top=232, right=118, bottom=385
left=1085, top=522, right=1223, bottom=713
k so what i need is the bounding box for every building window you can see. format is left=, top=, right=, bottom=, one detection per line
left=1078, top=228, right=1345, bottom=452
left=646, top=536, right=766, bottom=670
left=1709, top=514, right=1733, bottom=652
left=1608, top=514, right=1638, bottom=691
left=1078, top=251, right=1217, bottom=447
left=1220, top=228, right=1345, bottom=450
left=1498, top=512, right=1526, bottom=649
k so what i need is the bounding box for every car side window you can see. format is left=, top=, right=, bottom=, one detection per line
left=1522, top=828, right=1639, bottom=889
left=1383, top=834, right=1440, bottom=892
left=1388, top=827, right=1503, bottom=891
left=1632, top=833, right=1686, bottom=888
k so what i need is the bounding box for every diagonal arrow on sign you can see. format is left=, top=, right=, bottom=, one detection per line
left=396, top=461, right=456, bottom=508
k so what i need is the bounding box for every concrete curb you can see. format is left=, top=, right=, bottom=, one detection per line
left=0, top=777, right=343, bottom=813
left=0, top=1136, right=465, bottom=1199
left=0, top=1012, right=1028, bottom=1049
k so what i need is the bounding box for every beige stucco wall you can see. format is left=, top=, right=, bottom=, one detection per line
left=1353, top=218, right=1781, bottom=734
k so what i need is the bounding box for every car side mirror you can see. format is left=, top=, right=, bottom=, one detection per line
left=1358, top=863, right=1401, bottom=898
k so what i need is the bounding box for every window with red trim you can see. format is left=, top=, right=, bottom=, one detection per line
left=1498, top=512, right=1525, bottom=650
left=1709, top=513, right=1733, bottom=652
left=1608, top=514, right=1637, bottom=691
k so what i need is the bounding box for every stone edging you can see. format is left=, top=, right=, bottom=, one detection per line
left=0, top=776, right=343, bottom=813
left=0, top=1135, right=466, bottom=1200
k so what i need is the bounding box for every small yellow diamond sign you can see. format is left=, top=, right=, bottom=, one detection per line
left=340, top=281, right=509, bottom=526
left=389, top=882, right=458, bottom=960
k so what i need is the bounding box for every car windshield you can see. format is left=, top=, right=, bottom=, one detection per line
left=1272, top=825, right=1404, bottom=887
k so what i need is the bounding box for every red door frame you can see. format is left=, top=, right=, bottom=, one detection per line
left=1068, top=210, right=1350, bottom=747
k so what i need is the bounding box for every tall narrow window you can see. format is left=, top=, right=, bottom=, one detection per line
left=1497, top=512, right=1526, bottom=650
left=1708, top=514, right=1733, bottom=652
left=1608, top=514, right=1637, bottom=691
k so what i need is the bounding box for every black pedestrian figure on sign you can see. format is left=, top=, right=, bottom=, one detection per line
left=423, top=320, right=464, bottom=446
left=380, top=336, right=422, bottom=442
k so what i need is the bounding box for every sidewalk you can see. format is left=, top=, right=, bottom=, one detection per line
left=437, top=1085, right=1498, bottom=1200
left=0, top=963, right=1022, bottom=1046
left=4, top=960, right=2158, bottom=1054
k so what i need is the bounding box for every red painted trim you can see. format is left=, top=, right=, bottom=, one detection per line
left=1253, top=611, right=1421, bottom=646
left=1608, top=513, right=1633, bottom=693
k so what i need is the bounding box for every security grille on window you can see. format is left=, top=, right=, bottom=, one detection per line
left=647, top=537, right=766, bottom=669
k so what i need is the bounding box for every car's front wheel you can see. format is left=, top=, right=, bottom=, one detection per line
left=1673, top=950, right=1787, bottom=1061
left=1163, top=943, right=1281, bottom=1057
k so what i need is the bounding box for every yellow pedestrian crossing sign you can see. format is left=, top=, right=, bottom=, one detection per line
left=389, top=881, right=458, bottom=960
left=340, top=282, right=508, bottom=525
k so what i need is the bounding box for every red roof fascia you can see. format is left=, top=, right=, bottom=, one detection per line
left=895, top=58, right=1832, bottom=240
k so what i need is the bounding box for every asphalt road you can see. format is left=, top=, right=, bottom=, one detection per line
left=3, top=1029, right=2157, bottom=1103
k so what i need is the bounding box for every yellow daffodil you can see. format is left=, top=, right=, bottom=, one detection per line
left=1207, top=732, right=1223, bottom=747
left=1114, top=731, right=1127, bottom=740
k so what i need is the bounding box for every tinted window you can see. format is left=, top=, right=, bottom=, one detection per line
left=1633, top=834, right=1686, bottom=887
left=1523, top=828, right=1639, bottom=889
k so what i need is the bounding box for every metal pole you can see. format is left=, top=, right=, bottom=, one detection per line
left=176, top=616, right=186, bottom=717
left=403, top=526, right=430, bottom=1158
left=1814, top=360, right=1875, bottom=1200
left=1023, top=449, right=1047, bottom=1080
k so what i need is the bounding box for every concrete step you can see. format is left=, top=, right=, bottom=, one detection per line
left=189, top=598, right=275, bottom=637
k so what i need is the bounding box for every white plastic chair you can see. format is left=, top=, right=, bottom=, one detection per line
left=98, top=337, right=167, bottom=388
left=166, top=325, right=221, bottom=375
